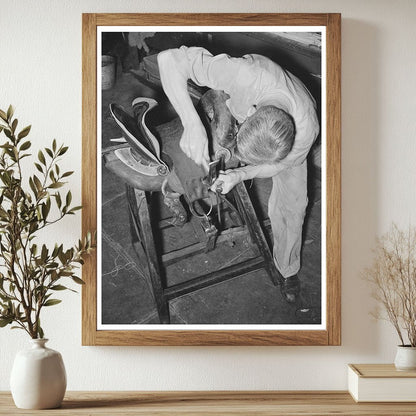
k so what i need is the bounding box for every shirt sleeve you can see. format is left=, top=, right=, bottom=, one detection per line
left=179, top=46, right=262, bottom=122
left=179, top=46, right=320, bottom=166
left=179, top=45, right=241, bottom=91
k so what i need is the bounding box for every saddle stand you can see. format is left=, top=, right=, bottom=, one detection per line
left=106, top=94, right=282, bottom=324
left=126, top=182, right=281, bottom=324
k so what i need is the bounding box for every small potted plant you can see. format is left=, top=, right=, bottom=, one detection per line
left=363, top=223, right=416, bottom=370
left=0, top=106, right=94, bottom=409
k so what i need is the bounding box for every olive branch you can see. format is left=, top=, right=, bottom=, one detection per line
left=0, top=105, right=95, bottom=338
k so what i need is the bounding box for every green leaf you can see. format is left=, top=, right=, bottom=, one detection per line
left=50, top=284, right=68, bottom=291
left=38, top=325, right=44, bottom=339
left=0, top=317, right=13, bottom=327
left=50, top=270, right=58, bottom=281
left=4, top=129, right=12, bottom=140
left=58, top=146, right=68, bottom=156
left=29, top=177, right=37, bottom=196
left=43, top=299, right=62, bottom=307
left=45, top=148, right=53, bottom=158
left=6, top=105, right=14, bottom=122
left=55, top=192, right=62, bottom=208
left=29, top=222, right=39, bottom=234
left=65, top=191, right=72, bottom=207
left=31, top=244, right=38, bottom=256
left=0, top=109, right=7, bottom=121
left=33, top=175, right=42, bottom=192
left=34, top=162, right=43, bottom=173
left=61, top=171, right=74, bottom=178
left=71, top=276, right=85, bottom=285
left=18, top=125, right=31, bottom=140
left=58, top=250, right=66, bottom=264
left=38, top=150, right=46, bottom=165
left=19, top=140, right=31, bottom=151
left=2, top=142, right=12, bottom=149
left=0, top=173, right=8, bottom=186
left=52, top=139, right=57, bottom=152
left=41, top=244, right=48, bottom=262
left=0, top=293, right=11, bottom=302
left=56, top=244, right=63, bottom=257
left=48, top=182, right=64, bottom=189
left=41, top=202, right=50, bottom=221
left=69, top=206, right=82, bottom=212
left=51, top=244, right=59, bottom=258
left=11, top=119, right=18, bottom=133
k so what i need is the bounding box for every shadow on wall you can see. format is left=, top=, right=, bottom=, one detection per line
left=341, top=19, right=381, bottom=356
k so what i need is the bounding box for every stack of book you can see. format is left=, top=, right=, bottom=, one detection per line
left=348, top=364, right=416, bottom=402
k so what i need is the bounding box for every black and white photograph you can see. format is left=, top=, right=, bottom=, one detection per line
left=97, top=27, right=326, bottom=330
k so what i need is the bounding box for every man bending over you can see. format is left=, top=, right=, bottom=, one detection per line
left=157, top=46, right=320, bottom=303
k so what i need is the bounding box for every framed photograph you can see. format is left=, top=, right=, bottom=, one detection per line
left=82, top=13, right=341, bottom=346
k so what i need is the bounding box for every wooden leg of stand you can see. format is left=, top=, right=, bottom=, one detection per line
left=233, top=182, right=282, bottom=287
left=127, top=186, right=171, bottom=324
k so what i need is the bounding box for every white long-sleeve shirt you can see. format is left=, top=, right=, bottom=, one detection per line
left=178, top=46, right=320, bottom=168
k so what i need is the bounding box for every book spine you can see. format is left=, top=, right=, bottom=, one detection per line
left=347, top=366, right=359, bottom=402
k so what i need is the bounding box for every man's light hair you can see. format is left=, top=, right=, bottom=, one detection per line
left=234, top=106, right=295, bottom=165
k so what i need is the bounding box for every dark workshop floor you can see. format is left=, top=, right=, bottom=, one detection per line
left=100, top=73, right=322, bottom=326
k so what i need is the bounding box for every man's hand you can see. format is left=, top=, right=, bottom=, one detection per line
left=158, top=49, right=210, bottom=172
left=211, top=169, right=245, bottom=194
left=180, top=121, right=210, bottom=173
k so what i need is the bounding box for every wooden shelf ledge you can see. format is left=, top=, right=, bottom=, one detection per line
left=1, top=391, right=415, bottom=415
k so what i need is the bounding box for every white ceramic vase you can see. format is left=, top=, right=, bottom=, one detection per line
left=394, top=345, right=416, bottom=371
left=10, top=339, right=67, bottom=409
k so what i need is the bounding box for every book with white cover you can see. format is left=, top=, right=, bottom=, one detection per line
left=348, top=364, right=416, bottom=402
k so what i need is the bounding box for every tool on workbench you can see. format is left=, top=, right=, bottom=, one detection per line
left=204, top=155, right=226, bottom=228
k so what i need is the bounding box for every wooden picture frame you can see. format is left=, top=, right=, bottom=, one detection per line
left=82, top=13, right=341, bottom=346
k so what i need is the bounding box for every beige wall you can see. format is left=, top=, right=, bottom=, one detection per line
left=1, top=0, right=415, bottom=390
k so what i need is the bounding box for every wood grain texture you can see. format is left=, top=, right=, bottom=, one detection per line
left=325, top=13, right=342, bottom=346
left=81, top=13, right=342, bottom=346
left=82, top=13, right=98, bottom=346
left=95, top=13, right=330, bottom=27
left=1, top=391, right=416, bottom=415
left=91, top=329, right=329, bottom=347
left=350, top=364, right=416, bottom=378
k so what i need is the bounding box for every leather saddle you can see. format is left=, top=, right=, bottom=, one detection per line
left=103, top=90, right=239, bottom=242
left=104, top=90, right=237, bottom=198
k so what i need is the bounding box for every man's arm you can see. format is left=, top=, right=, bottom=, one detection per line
left=157, top=49, right=209, bottom=171
left=236, top=163, right=286, bottom=180
left=212, top=163, right=285, bottom=194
